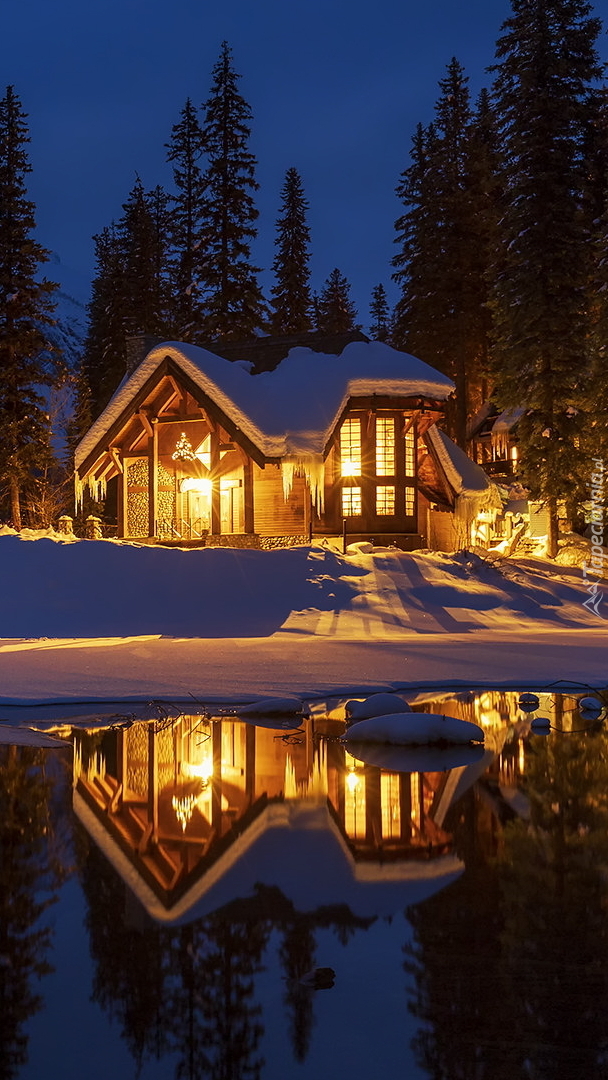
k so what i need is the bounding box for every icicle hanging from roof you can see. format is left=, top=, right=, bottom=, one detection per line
left=281, top=453, right=325, bottom=513
left=75, top=473, right=84, bottom=512
left=88, top=474, right=107, bottom=503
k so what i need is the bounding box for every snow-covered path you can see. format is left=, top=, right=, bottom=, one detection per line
left=0, top=533, right=605, bottom=713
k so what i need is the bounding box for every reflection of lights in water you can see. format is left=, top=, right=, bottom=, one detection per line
left=172, top=793, right=198, bottom=831
left=284, top=744, right=328, bottom=799
left=518, top=739, right=526, bottom=774
left=183, top=758, right=213, bottom=781
left=346, top=770, right=360, bottom=793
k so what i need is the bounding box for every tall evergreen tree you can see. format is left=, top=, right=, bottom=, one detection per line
left=394, top=60, right=488, bottom=446
left=165, top=98, right=207, bottom=340
left=0, top=86, right=58, bottom=528
left=316, top=268, right=359, bottom=333
left=368, top=283, right=391, bottom=342
left=200, top=41, right=267, bottom=341
left=392, top=122, right=440, bottom=355
left=82, top=181, right=171, bottom=421
left=270, top=167, right=313, bottom=334
left=119, top=178, right=170, bottom=337
left=582, top=88, right=608, bottom=465
left=81, top=224, right=127, bottom=420
left=490, top=0, right=602, bottom=554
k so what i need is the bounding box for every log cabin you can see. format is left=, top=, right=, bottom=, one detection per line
left=75, top=338, right=497, bottom=549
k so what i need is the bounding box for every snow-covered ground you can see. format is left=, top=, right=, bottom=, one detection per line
left=0, top=530, right=605, bottom=714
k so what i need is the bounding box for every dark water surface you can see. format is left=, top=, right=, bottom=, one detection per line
left=2, top=689, right=608, bottom=1080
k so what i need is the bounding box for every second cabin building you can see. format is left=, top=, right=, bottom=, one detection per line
left=75, top=339, right=496, bottom=549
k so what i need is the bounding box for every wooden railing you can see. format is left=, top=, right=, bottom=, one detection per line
left=157, top=518, right=209, bottom=541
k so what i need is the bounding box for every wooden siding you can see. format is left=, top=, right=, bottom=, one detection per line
left=253, top=464, right=307, bottom=536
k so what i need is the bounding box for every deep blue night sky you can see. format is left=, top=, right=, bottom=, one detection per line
left=1, top=0, right=606, bottom=320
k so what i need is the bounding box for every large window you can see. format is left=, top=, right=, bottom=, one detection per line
left=376, top=417, right=395, bottom=475
left=342, top=486, right=362, bottom=516
left=340, top=418, right=361, bottom=476
left=376, top=485, right=395, bottom=515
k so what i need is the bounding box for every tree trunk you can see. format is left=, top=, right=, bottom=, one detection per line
left=547, top=494, right=558, bottom=559
left=9, top=475, right=21, bottom=530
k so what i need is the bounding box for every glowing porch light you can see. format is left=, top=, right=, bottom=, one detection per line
left=346, top=770, right=360, bottom=792
left=184, top=758, right=214, bottom=782
left=511, top=445, right=519, bottom=461
left=181, top=477, right=212, bottom=496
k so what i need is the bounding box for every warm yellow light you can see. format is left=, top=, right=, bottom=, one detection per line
left=341, top=458, right=357, bottom=477
left=511, top=445, right=519, bottom=461
left=346, top=770, right=360, bottom=792
left=181, top=477, right=212, bottom=496
left=183, top=758, right=213, bottom=781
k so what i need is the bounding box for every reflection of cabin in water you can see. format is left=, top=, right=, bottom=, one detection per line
left=74, top=337, right=496, bottom=551
left=73, top=715, right=463, bottom=922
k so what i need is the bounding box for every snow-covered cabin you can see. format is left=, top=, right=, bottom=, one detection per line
left=75, top=339, right=495, bottom=549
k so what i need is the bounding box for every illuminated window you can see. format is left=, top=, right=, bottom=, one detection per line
left=342, top=486, right=362, bottom=516
left=375, top=417, right=395, bottom=475
left=345, top=771, right=366, bottom=839
left=381, top=773, right=401, bottom=839
left=404, top=427, right=416, bottom=474
left=340, top=418, right=361, bottom=476
left=195, top=434, right=211, bottom=469
left=405, top=486, right=415, bottom=516
left=376, top=485, right=395, bottom=515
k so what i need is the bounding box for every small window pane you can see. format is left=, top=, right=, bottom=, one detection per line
left=405, top=486, right=415, bottom=516
left=376, top=417, right=395, bottom=476
left=404, top=428, right=416, bottom=474
left=376, top=485, right=395, bottom=515
left=342, top=486, right=362, bottom=516
left=340, top=418, right=361, bottom=476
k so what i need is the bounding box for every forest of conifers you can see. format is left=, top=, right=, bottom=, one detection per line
left=0, top=1, right=607, bottom=545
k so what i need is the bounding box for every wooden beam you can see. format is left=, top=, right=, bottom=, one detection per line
left=243, top=457, right=254, bottom=533
left=108, top=447, right=123, bottom=474
left=148, top=725, right=158, bottom=841
left=139, top=409, right=154, bottom=438
left=210, top=426, right=221, bottom=535
left=402, top=411, right=421, bottom=437
left=148, top=419, right=158, bottom=537
left=118, top=461, right=127, bottom=537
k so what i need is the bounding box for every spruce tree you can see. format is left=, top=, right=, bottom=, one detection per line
left=393, top=62, right=499, bottom=447
left=368, top=283, right=391, bottom=342
left=490, top=0, right=602, bottom=554
left=582, top=88, right=608, bottom=466
left=200, top=41, right=267, bottom=341
left=165, top=98, right=207, bottom=340
left=82, top=181, right=172, bottom=420
left=0, top=86, right=58, bottom=529
left=316, top=268, right=359, bottom=333
left=392, top=122, right=440, bottom=356
left=270, top=167, right=313, bottom=334
left=119, top=178, right=170, bottom=337
left=81, top=224, right=128, bottom=419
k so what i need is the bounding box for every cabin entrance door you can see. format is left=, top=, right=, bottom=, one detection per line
left=220, top=478, right=243, bottom=533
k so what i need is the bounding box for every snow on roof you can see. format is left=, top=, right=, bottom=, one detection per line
left=74, top=794, right=463, bottom=923
left=492, top=407, right=525, bottom=436
left=75, top=340, right=454, bottom=467
left=426, top=425, right=491, bottom=498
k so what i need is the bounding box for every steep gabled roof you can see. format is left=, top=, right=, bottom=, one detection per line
left=75, top=340, right=454, bottom=468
